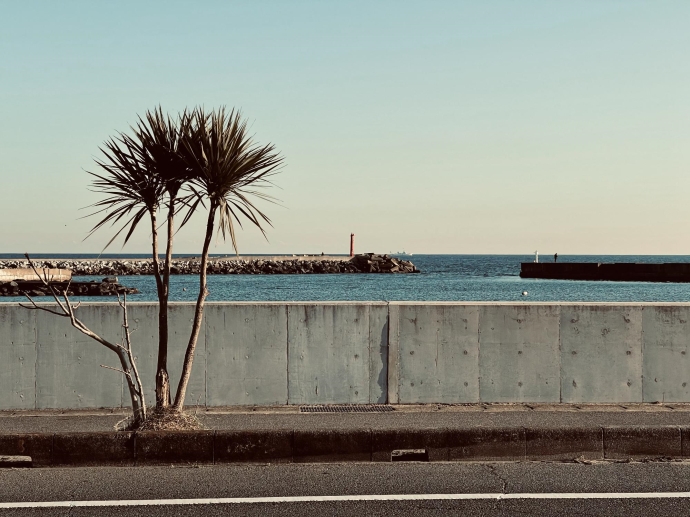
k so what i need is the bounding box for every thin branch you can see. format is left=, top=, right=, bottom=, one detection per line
left=24, top=254, right=71, bottom=314
left=120, top=293, right=147, bottom=417
left=100, top=364, right=132, bottom=379
left=19, top=295, right=66, bottom=317
left=22, top=252, right=147, bottom=424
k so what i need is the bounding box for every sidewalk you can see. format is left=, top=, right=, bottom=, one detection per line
left=2, top=404, right=690, bottom=466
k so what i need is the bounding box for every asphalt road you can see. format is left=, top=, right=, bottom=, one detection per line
left=2, top=461, right=690, bottom=516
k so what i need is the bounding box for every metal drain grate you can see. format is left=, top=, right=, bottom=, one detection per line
left=299, top=404, right=395, bottom=413
left=392, top=449, right=429, bottom=462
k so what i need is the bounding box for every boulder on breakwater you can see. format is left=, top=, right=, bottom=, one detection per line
left=0, top=254, right=419, bottom=276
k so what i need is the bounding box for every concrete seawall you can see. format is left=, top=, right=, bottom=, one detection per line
left=2, top=302, right=690, bottom=409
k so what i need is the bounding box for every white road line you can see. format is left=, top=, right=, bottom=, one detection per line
left=2, top=493, right=690, bottom=508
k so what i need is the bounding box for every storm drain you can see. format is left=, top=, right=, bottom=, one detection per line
left=392, top=449, right=429, bottom=462
left=299, top=404, right=395, bottom=413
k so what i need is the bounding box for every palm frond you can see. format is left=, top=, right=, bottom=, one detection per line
left=133, top=106, right=196, bottom=198
left=86, top=107, right=198, bottom=250
left=181, top=107, right=284, bottom=253
left=85, top=132, right=164, bottom=249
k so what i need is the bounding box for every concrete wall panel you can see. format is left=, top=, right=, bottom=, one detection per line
left=206, top=304, right=288, bottom=405
left=642, top=306, right=690, bottom=402
left=287, top=304, right=372, bottom=404
left=479, top=305, right=560, bottom=402
left=560, top=305, right=643, bottom=403
left=0, top=307, right=36, bottom=409
left=397, top=304, right=480, bottom=403
left=36, top=305, right=123, bottom=409
left=125, top=304, right=206, bottom=407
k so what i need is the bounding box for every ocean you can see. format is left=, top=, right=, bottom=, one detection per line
left=3, top=254, right=690, bottom=302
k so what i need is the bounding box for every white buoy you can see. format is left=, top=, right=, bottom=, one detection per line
left=522, top=291, right=528, bottom=296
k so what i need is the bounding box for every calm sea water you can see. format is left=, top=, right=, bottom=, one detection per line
left=3, top=254, right=690, bottom=302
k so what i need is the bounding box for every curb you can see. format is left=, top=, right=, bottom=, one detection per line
left=0, top=426, right=687, bottom=467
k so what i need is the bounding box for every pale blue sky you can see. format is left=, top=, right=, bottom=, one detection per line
left=1, top=1, right=689, bottom=255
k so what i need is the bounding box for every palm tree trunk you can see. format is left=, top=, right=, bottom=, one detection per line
left=155, top=198, right=176, bottom=407
left=150, top=210, right=170, bottom=408
left=172, top=203, right=216, bottom=411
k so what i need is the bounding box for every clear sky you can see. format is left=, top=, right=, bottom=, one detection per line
left=1, top=1, right=689, bottom=255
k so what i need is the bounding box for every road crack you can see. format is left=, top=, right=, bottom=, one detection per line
left=486, top=464, right=507, bottom=494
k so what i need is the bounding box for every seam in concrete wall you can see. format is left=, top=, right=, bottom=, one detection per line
left=120, top=317, right=124, bottom=409
left=558, top=305, right=562, bottom=403
left=285, top=305, right=290, bottom=405
left=204, top=309, right=208, bottom=408
left=33, top=312, right=37, bottom=410
left=366, top=304, right=372, bottom=403
left=477, top=306, right=482, bottom=403
left=381, top=303, right=390, bottom=403
left=35, top=311, right=40, bottom=410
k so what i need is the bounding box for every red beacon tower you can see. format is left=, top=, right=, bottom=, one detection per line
left=350, top=233, right=355, bottom=257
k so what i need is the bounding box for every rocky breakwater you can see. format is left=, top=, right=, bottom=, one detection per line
left=0, top=277, right=139, bottom=297
left=0, top=254, right=419, bottom=276
left=349, top=253, right=419, bottom=274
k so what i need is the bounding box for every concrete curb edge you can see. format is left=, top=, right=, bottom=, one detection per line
left=1, top=426, right=686, bottom=466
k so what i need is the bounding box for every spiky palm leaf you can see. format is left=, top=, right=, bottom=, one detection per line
left=86, top=107, right=196, bottom=249
left=134, top=107, right=195, bottom=199
left=86, top=131, right=164, bottom=250
left=181, top=107, right=283, bottom=252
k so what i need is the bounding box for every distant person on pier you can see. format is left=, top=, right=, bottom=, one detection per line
left=554, top=253, right=558, bottom=263
left=534, top=251, right=539, bottom=263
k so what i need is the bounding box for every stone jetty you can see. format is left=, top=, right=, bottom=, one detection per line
left=0, top=254, right=418, bottom=276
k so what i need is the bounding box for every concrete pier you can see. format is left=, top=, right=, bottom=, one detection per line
left=521, top=262, right=690, bottom=282
left=0, top=269, right=71, bottom=282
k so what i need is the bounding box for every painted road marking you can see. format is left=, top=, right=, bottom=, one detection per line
left=3, top=493, right=690, bottom=508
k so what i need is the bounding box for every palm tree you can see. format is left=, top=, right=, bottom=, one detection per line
left=88, top=108, right=193, bottom=408
left=132, top=108, right=195, bottom=407
left=172, top=107, right=283, bottom=410
left=88, top=106, right=283, bottom=418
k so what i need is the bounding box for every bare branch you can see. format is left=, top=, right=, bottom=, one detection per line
left=19, top=294, right=66, bottom=317
left=22, top=252, right=146, bottom=425
left=24, top=254, right=71, bottom=314
left=120, top=292, right=146, bottom=415
left=100, top=364, right=131, bottom=379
